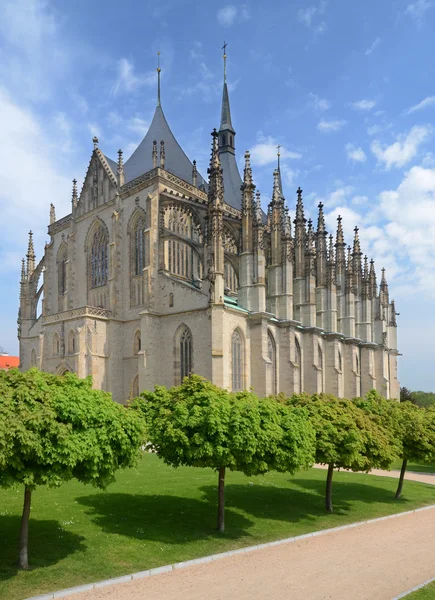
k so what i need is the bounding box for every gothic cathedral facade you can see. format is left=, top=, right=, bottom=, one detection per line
left=18, top=67, right=400, bottom=403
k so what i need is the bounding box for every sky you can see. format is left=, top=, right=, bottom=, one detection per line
left=0, top=0, right=435, bottom=391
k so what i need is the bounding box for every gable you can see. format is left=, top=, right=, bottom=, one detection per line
left=77, top=150, right=118, bottom=215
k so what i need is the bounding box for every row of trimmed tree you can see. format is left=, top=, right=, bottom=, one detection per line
left=1, top=368, right=435, bottom=570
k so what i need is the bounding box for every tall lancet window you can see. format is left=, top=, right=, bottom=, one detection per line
left=180, top=327, right=193, bottom=381
left=57, top=245, right=67, bottom=297
left=134, top=216, right=146, bottom=276
left=318, top=343, right=324, bottom=393
left=268, top=330, right=277, bottom=395
left=232, top=329, right=244, bottom=391
left=91, top=226, right=108, bottom=288
left=295, top=337, right=302, bottom=393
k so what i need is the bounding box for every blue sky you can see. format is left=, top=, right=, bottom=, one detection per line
left=0, top=0, right=434, bottom=391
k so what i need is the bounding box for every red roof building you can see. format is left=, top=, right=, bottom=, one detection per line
left=0, top=355, right=20, bottom=370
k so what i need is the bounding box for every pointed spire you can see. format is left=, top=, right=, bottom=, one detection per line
left=208, top=128, right=224, bottom=207
left=117, top=149, right=124, bottom=187
left=21, top=258, right=26, bottom=282
left=26, top=231, right=35, bottom=277
left=352, top=226, right=362, bottom=256
left=254, top=190, right=262, bottom=225
left=364, top=255, right=369, bottom=280
left=317, top=202, right=326, bottom=234
left=219, top=41, right=235, bottom=151
left=192, top=160, right=197, bottom=187
left=328, top=234, right=334, bottom=262
left=369, top=259, right=377, bottom=299
left=390, top=299, right=398, bottom=327
left=152, top=140, right=158, bottom=168
left=72, top=179, right=78, bottom=208
left=307, top=219, right=315, bottom=247
left=294, top=187, right=306, bottom=224
left=243, top=150, right=253, bottom=188
left=271, top=169, right=283, bottom=205
left=156, top=51, right=161, bottom=107
left=277, top=145, right=284, bottom=196
left=283, top=206, right=292, bottom=238
left=336, top=215, right=345, bottom=246
left=49, top=203, right=56, bottom=225
left=380, top=267, right=389, bottom=305
left=160, top=140, right=165, bottom=169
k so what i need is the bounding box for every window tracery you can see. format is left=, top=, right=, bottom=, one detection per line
left=90, top=226, right=108, bottom=288
left=179, top=326, right=193, bottom=381
left=134, top=216, right=146, bottom=276
left=232, top=329, right=244, bottom=391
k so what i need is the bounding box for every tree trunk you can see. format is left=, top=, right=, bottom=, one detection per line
left=325, top=464, right=334, bottom=513
left=395, top=458, right=408, bottom=499
left=217, top=466, right=226, bottom=533
left=18, top=486, right=32, bottom=570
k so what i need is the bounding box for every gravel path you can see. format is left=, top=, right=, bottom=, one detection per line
left=63, top=469, right=435, bottom=600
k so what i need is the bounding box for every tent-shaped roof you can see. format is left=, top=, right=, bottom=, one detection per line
left=107, top=105, right=206, bottom=189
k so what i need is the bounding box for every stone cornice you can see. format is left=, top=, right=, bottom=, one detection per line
left=43, top=306, right=111, bottom=324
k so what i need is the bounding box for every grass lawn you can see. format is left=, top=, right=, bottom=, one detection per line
left=391, top=460, right=435, bottom=474
left=406, top=581, right=435, bottom=599
left=1, top=454, right=434, bottom=600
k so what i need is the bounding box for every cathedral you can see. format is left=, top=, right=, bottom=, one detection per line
left=18, top=54, right=400, bottom=403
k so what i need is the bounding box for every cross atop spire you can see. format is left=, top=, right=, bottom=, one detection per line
left=294, top=187, right=306, bottom=224
left=222, top=41, right=228, bottom=82
left=156, top=51, right=161, bottom=107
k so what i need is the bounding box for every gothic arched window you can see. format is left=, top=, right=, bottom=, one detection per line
left=134, top=330, right=141, bottom=355
left=224, top=261, right=238, bottom=294
left=134, top=216, right=146, bottom=276
left=132, top=375, right=139, bottom=398
left=318, top=343, right=324, bottom=393
left=268, top=330, right=277, bottom=395
left=232, top=329, right=244, bottom=391
left=179, top=326, right=193, bottom=381
left=68, top=330, right=76, bottom=355
left=295, top=337, right=302, bottom=393
left=53, top=333, right=60, bottom=356
left=90, top=226, right=108, bottom=288
left=58, top=246, right=67, bottom=296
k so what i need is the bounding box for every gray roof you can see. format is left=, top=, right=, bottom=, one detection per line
left=220, top=82, right=234, bottom=132
left=106, top=105, right=206, bottom=188
left=220, top=151, right=242, bottom=210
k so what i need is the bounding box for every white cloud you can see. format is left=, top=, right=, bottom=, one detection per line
left=351, top=195, right=369, bottom=205
left=0, top=87, right=72, bottom=269
left=317, top=119, right=346, bottom=133
left=365, top=37, right=381, bottom=56
left=217, top=5, right=250, bottom=26
left=367, top=124, right=382, bottom=136
left=308, top=92, right=330, bottom=112
left=371, top=125, right=432, bottom=169
left=405, top=0, right=434, bottom=21
left=406, top=96, right=435, bottom=114
left=297, top=1, right=327, bottom=33
left=111, top=58, right=155, bottom=96
left=250, top=135, right=302, bottom=166
left=346, top=144, right=367, bottom=163
left=350, top=99, right=376, bottom=111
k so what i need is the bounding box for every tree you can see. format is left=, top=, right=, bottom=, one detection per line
left=132, top=376, right=315, bottom=532
left=400, top=387, right=414, bottom=404
left=0, top=368, right=145, bottom=569
left=355, top=394, right=435, bottom=499
left=411, top=391, right=435, bottom=408
left=287, top=394, right=399, bottom=513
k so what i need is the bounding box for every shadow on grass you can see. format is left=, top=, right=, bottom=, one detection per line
left=198, top=477, right=409, bottom=523
left=0, top=517, right=86, bottom=582
left=77, top=494, right=253, bottom=542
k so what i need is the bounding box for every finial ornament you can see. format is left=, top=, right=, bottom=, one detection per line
left=157, top=51, right=161, bottom=106
left=192, top=160, right=198, bottom=187
left=222, top=41, right=228, bottom=82
left=92, top=136, right=98, bottom=149
left=152, top=139, right=158, bottom=168
left=50, top=203, right=56, bottom=225
left=160, top=140, right=165, bottom=169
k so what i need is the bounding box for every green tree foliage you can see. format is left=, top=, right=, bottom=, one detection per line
left=286, top=394, right=399, bottom=513
left=132, top=375, right=315, bottom=532
left=400, top=386, right=414, bottom=403
left=0, top=368, right=145, bottom=569
left=355, top=393, right=435, bottom=498
left=411, top=391, right=435, bottom=408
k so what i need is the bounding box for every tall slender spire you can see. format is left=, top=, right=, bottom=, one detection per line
left=316, top=202, right=326, bottom=234
left=294, top=187, right=306, bottom=224
left=72, top=178, right=78, bottom=208
left=369, top=259, right=377, bottom=299
left=117, top=149, right=124, bottom=187
left=208, top=128, right=224, bottom=206
left=219, top=41, right=235, bottom=153
left=192, top=160, right=197, bottom=187
left=277, top=145, right=284, bottom=196
left=26, top=231, right=35, bottom=277
left=316, top=202, right=327, bottom=286
left=156, top=51, right=161, bottom=107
